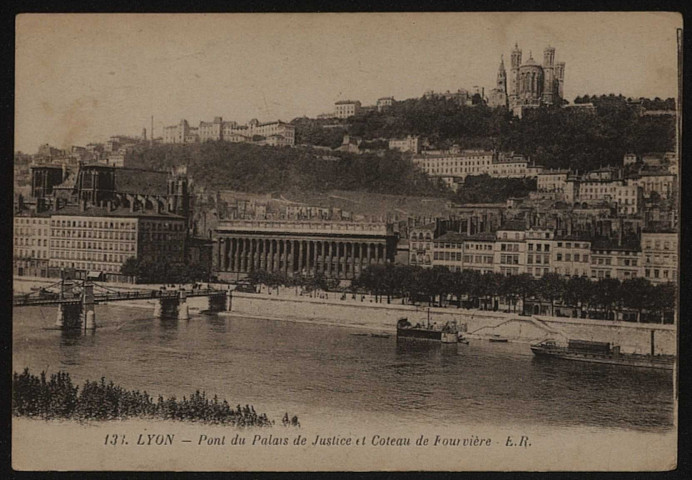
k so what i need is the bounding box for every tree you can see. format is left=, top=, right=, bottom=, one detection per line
left=619, top=277, right=654, bottom=322
left=450, top=270, right=471, bottom=308
left=538, top=273, right=566, bottom=316
left=503, top=274, right=532, bottom=313
left=651, top=283, right=676, bottom=324
left=513, top=273, right=537, bottom=315
left=563, top=276, right=594, bottom=317
left=120, top=257, right=139, bottom=278
left=593, top=278, right=621, bottom=320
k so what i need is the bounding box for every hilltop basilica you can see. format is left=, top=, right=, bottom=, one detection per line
left=487, top=43, right=565, bottom=117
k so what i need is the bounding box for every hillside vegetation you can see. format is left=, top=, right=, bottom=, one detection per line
left=293, top=94, right=675, bottom=172
left=129, top=142, right=445, bottom=197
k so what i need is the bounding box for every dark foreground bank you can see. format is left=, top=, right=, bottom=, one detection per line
left=12, top=369, right=299, bottom=428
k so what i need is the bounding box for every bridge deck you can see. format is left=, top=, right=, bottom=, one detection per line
left=13, top=288, right=226, bottom=307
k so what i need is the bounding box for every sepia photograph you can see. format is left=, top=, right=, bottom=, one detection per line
left=12, top=12, right=680, bottom=471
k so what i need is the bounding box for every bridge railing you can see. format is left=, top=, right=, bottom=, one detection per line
left=14, top=286, right=228, bottom=307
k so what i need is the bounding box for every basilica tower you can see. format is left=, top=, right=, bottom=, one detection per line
left=509, top=43, right=522, bottom=103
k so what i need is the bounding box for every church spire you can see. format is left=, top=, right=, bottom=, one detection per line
left=497, top=55, right=507, bottom=92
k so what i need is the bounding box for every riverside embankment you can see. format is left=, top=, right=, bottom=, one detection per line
left=224, top=291, right=676, bottom=355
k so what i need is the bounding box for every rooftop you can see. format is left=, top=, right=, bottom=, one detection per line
left=435, top=231, right=495, bottom=242
left=51, top=204, right=185, bottom=219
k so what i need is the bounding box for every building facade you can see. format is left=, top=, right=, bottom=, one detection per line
left=537, top=170, right=570, bottom=193
left=163, top=117, right=295, bottom=146
left=48, top=208, right=186, bottom=274
left=214, top=220, right=396, bottom=281
left=408, top=223, right=436, bottom=268
left=508, top=44, right=565, bottom=117
left=334, top=100, right=362, bottom=119
left=389, top=135, right=421, bottom=153
left=641, top=231, right=678, bottom=284
left=494, top=227, right=527, bottom=276
left=13, top=213, right=51, bottom=277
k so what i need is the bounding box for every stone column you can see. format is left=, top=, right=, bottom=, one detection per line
left=288, top=239, right=295, bottom=274
left=226, top=238, right=232, bottom=271
left=317, top=241, right=323, bottom=274
left=217, top=239, right=223, bottom=271
left=367, top=243, right=372, bottom=265
left=298, top=240, right=304, bottom=274
left=340, top=242, right=347, bottom=279
left=230, top=238, right=236, bottom=272
left=233, top=238, right=240, bottom=272
left=253, top=239, right=259, bottom=271
left=349, top=241, right=356, bottom=279
left=283, top=240, right=289, bottom=275
left=327, top=241, right=333, bottom=276
left=246, top=238, right=251, bottom=272
left=238, top=238, right=244, bottom=272
left=310, top=241, right=316, bottom=274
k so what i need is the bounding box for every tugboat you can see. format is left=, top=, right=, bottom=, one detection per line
left=396, top=310, right=461, bottom=344
left=531, top=331, right=675, bottom=371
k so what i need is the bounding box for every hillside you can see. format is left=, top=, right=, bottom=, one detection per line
left=128, top=142, right=446, bottom=197
left=292, top=94, right=675, bottom=172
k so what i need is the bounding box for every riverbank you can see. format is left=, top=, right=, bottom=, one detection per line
left=227, top=292, right=677, bottom=355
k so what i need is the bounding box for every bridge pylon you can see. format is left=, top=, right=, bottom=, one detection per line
left=83, top=282, right=97, bottom=330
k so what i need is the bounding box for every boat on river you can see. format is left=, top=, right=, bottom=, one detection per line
left=396, top=317, right=461, bottom=344
left=530, top=338, right=675, bottom=371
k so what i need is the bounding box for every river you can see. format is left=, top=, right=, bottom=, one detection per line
left=12, top=304, right=675, bottom=432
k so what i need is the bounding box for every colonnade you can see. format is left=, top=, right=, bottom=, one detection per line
left=216, top=236, right=387, bottom=279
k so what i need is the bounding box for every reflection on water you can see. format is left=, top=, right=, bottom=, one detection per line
left=13, top=305, right=674, bottom=432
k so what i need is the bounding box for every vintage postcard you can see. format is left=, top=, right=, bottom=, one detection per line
left=12, top=12, right=680, bottom=471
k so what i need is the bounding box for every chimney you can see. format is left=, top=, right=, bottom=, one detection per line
left=53, top=198, right=59, bottom=212
left=130, top=199, right=135, bottom=212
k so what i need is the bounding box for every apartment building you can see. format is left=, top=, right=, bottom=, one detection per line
left=641, top=230, right=678, bottom=284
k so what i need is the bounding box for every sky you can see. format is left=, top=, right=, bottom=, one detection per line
left=15, top=12, right=681, bottom=154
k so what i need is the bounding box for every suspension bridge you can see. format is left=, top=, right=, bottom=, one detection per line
left=13, top=278, right=232, bottom=330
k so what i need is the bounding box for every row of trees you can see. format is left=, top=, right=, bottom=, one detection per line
left=351, top=264, right=675, bottom=324
left=120, top=257, right=210, bottom=284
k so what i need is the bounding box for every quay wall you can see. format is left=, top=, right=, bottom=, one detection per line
left=229, top=292, right=677, bottom=355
